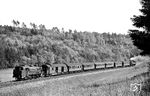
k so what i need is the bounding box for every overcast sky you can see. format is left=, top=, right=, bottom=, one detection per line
left=0, top=0, right=141, bottom=34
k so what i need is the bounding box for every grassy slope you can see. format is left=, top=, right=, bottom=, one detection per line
left=0, top=58, right=149, bottom=96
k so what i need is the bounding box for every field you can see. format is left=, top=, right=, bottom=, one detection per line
left=0, top=69, right=15, bottom=82
left=0, top=57, right=150, bottom=96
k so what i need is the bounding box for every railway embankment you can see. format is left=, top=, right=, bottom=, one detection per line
left=0, top=58, right=149, bottom=96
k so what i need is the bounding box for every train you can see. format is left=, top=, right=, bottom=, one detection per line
left=13, top=58, right=136, bottom=81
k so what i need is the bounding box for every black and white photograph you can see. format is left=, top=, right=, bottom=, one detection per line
left=0, top=0, right=150, bottom=96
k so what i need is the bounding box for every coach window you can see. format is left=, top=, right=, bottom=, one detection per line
left=61, top=67, right=64, bottom=72
left=72, top=66, right=75, bottom=69
left=55, top=67, right=58, bottom=72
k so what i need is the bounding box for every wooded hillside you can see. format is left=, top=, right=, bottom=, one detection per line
left=0, top=21, right=140, bottom=69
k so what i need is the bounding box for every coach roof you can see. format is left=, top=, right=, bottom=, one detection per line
left=52, top=63, right=67, bottom=67
left=65, top=63, right=82, bottom=66
left=94, top=62, right=106, bottom=65
left=81, top=62, right=95, bottom=65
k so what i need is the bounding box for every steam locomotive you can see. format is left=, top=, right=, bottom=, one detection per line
left=13, top=59, right=136, bottom=81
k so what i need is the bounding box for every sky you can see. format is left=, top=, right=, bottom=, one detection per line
left=0, top=0, right=141, bottom=34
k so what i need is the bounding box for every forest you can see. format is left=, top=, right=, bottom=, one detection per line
left=0, top=20, right=140, bottom=69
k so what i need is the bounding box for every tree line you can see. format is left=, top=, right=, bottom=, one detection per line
left=129, top=0, right=150, bottom=94
left=0, top=20, right=140, bottom=69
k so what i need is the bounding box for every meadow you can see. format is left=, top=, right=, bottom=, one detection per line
left=0, top=69, right=14, bottom=82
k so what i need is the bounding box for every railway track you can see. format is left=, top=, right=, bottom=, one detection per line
left=0, top=64, right=134, bottom=89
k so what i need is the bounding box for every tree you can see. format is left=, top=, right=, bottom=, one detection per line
left=129, top=0, right=150, bottom=55
left=22, top=22, right=27, bottom=28
left=52, top=27, right=60, bottom=33
left=12, top=20, right=20, bottom=27
left=30, top=22, right=37, bottom=29
left=30, top=22, right=38, bottom=35
left=39, top=24, right=46, bottom=30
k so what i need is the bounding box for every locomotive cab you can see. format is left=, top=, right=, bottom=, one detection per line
left=13, top=66, right=23, bottom=81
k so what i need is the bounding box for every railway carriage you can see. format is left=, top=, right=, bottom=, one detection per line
left=81, top=62, right=95, bottom=70
left=94, top=62, right=106, bottom=69
left=105, top=62, right=114, bottom=68
left=41, top=64, right=51, bottom=77
left=40, top=64, right=66, bottom=76
left=115, top=62, right=123, bottom=67
left=66, top=63, right=83, bottom=72
left=49, top=64, right=68, bottom=75
left=123, top=61, right=130, bottom=67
